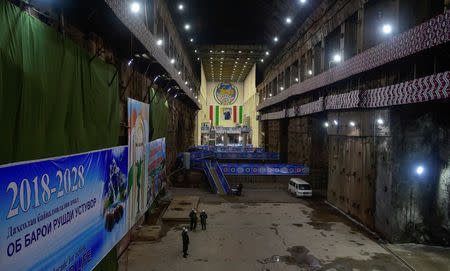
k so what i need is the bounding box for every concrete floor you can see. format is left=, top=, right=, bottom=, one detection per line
left=121, top=188, right=450, bottom=271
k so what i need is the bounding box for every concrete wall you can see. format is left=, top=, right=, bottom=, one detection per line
left=377, top=102, right=450, bottom=245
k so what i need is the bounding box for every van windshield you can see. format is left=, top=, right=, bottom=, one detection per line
left=298, top=184, right=311, bottom=190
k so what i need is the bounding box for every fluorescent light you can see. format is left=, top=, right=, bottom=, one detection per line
left=333, top=120, right=338, bottom=125
left=349, top=121, right=356, bottom=127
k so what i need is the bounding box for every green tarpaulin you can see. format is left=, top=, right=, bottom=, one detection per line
left=149, top=87, right=168, bottom=140
left=0, top=0, right=119, bottom=164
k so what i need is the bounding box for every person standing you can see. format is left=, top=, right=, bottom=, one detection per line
left=181, top=227, right=189, bottom=258
left=200, top=210, right=208, bottom=230
left=189, top=209, right=195, bottom=230
left=192, top=210, right=198, bottom=231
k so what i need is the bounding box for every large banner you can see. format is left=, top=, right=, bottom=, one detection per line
left=145, top=138, right=166, bottom=210
left=127, top=98, right=149, bottom=229
left=0, top=146, right=128, bottom=271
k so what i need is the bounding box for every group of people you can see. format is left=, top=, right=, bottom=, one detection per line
left=181, top=209, right=208, bottom=258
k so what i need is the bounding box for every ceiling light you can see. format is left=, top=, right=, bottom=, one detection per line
left=333, top=120, right=338, bottom=125
left=286, top=17, right=292, bottom=24
left=300, top=0, right=306, bottom=3
left=178, top=71, right=181, bottom=75
left=274, top=37, right=278, bottom=42
left=382, top=24, right=392, bottom=34
left=377, top=118, right=384, bottom=125
left=190, top=38, right=194, bottom=42
left=197, top=57, right=200, bottom=60
left=130, top=2, right=140, bottom=13
left=349, top=121, right=356, bottom=127
left=269, top=93, right=272, bottom=97
left=210, top=50, right=213, bottom=53
left=178, top=3, right=184, bottom=10
left=265, top=51, right=270, bottom=56
left=194, top=49, right=198, bottom=53
left=308, top=70, right=313, bottom=75
left=210, top=57, right=213, bottom=60
left=333, top=54, right=342, bottom=62
left=184, top=24, right=191, bottom=30
left=221, top=50, right=225, bottom=53
left=238, top=51, right=242, bottom=53
left=170, top=58, right=175, bottom=64
left=260, top=59, right=264, bottom=62
left=295, top=77, right=299, bottom=82
left=127, top=58, right=134, bottom=66
left=324, top=122, right=329, bottom=128
left=280, top=86, right=284, bottom=91
left=156, top=39, right=163, bottom=46
left=185, top=81, right=188, bottom=85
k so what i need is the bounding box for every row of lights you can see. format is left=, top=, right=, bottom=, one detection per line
left=323, top=117, right=425, bottom=177
left=259, top=0, right=308, bottom=64
left=323, top=118, right=384, bottom=128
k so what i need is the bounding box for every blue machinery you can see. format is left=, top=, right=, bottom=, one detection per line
left=186, top=146, right=309, bottom=195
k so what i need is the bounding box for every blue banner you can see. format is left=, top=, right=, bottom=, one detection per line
left=0, top=146, right=128, bottom=271
left=220, top=163, right=309, bottom=175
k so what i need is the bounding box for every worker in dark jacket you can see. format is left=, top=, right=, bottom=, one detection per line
left=182, top=227, right=189, bottom=258
left=192, top=210, right=198, bottom=230
left=200, top=210, right=208, bottom=230
left=189, top=209, right=195, bottom=230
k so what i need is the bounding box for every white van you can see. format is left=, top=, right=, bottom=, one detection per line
left=288, top=178, right=312, bottom=197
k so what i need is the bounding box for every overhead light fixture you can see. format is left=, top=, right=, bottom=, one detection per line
left=269, top=93, right=272, bottom=97
left=190, top=38, right=194, bottom=42
left=324, top=122, right=329, bottom=128
left=260, top=59, right=264, bottom=63
left=197, top=57, right=200, bottom=61
left=170, top=58, right=175, bottom=64
left=416, top=166, right=424, bottom=175
left=130, top=2, right=140, bottom=13
left=300, top=0, right=306, bottom=3
left=333, top=120, right=338, bottom=125
left=178, top=3, right=184, bottom=10
left=286, top=17, right=292, bottom=24
left=295, top=77, right=299, bottom=82
left=377, top=118, right=384, bottom=125
left=178, top=71, right=181, bottom=75
left=156, top=39, right=163, bottom=46
left=308, top=70, right=313, bottom=75
left=238, top=51, right=242, bottom=53
left=280, top=86, right=284, bottom=91
left=349, top=121, right=356, bottom=127
left=265, top=51, right=270, bottom=56
left=184, top=24, right=191, bottom=30
left=194, top=49, right=198, bottom=53
left=333, top=54, right=342, bottom=62
left=185, top=81, right=188, bottom=85
left=221, top=50, right=225, bottom=53
left=274, top=37, right=279, bottom=42
left=382, top=24, right=392, bottom=34
left=127, top=58, right=134, bottom=66
left=209, top=50, right=213, bottom=53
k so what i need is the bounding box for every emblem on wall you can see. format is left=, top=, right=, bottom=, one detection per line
left=214, top=83, right=238, bottom=105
